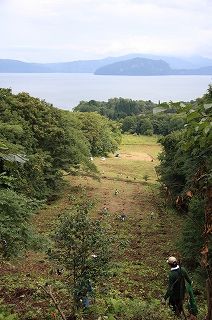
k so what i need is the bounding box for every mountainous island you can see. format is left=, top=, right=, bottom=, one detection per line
left=94, top=57, right=212, bottom=76
left=0, top=54, right=212, bottom=75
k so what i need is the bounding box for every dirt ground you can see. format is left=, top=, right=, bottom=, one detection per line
left=117, top=152, right=155, bottom=161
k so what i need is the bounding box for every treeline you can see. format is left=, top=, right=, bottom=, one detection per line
left=74, top=97, right=156, bottom=120
left=156, top=85, right=212, bottom=285
left=0, top=88, right=121, bottom=200
left=73, top=97, right=188, bottom=135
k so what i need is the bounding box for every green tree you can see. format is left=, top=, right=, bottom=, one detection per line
left=156, top=130, right=188, bottom=197
left=137, top=117, right=153, bottom=135
left=177, top=197, right=205, bottom=269
left=169, top=114, right=186, bottom=133
left=121, top=116, right=138, bottom=134
left=49, top=194, right=113, bottom=309
left=75, top=111, right=121, bottom=156
left=156, top=86, right=212, bottom=317
left=0, top=189, right=45, bottom=260
left=179, top=91, right=212, bottom=318
left=152, top=114, right=170, bottom=135
left=0, top=89, right=98, bottom=199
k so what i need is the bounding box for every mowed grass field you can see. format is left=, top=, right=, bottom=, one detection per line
left=94, top=134, right=160, bottom=181
left=2, top=134, right=205, bottom=319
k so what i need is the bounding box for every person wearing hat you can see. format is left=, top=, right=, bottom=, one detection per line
left=162, top=256, right=192, bottom=316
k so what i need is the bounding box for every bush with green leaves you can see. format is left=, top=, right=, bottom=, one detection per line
left=143, top=174, right=150, bottom=182
left=0, top=310, right=19, bottom=320
left=48, top=193, right=114, bottom=309
left=156, top=85, right=212, bottom=315
left=0, top=189, right=46, bottom=260
left=177, top=197, right=206, bottom=269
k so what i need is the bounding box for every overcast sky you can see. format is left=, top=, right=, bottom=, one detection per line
left=0, top=0, right=212, bottom=63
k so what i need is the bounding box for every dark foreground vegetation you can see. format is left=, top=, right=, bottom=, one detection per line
left=0, top=85, right=211, bottom=319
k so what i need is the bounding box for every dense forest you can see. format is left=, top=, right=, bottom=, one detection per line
left=0, top=88, right=121, bottom=200
left=0, top=85, right=211, bottom=319
left=73, top=97, right=188, bottom=136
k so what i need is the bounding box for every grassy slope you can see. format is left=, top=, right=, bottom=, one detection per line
left=0, top=134, right=205, bottom=319
left=76, top=134, right=183, bottom=298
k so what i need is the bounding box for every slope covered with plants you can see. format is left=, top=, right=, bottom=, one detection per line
left=0, top=88, right=121, bottom=199
left=156, top=85, right=212, bottom=318
left=0, top=87, right=121, bottom=262
left=0, top=86, right=211, bottom=319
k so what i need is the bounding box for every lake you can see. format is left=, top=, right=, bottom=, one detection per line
left=0, top=73, right=211, bottom=111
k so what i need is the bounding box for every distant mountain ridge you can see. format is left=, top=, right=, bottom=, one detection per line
left=0, top=54, right=212, bottom=75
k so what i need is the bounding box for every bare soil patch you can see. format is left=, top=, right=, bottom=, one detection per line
left=118, top=152, right=154, bottom=161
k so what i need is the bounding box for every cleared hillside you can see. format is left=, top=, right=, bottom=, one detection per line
left=0, top=135, right=206, bottom=319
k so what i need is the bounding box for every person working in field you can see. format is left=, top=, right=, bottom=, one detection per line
left=162, top=256, right=193, bottom=317
left=120, top=213, right=126, bottom=221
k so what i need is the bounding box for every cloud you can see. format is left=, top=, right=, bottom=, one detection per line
left=0, top=0, right=212, bottom=62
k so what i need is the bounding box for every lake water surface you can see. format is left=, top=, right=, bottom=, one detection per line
left=0, top=73, right=211, bottom=111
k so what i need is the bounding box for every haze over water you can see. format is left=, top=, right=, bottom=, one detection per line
left=0, top=73, right=211, bottom=111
